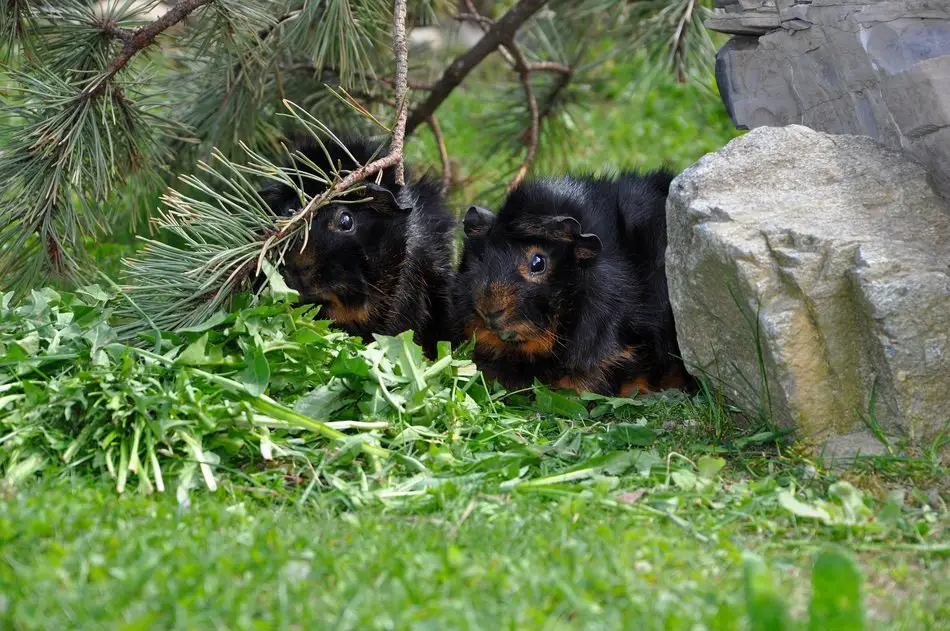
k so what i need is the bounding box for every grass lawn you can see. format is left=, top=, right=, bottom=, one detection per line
left=1, top=59, right=947, bottom=631
left=3, top=429, right=947, bottom=629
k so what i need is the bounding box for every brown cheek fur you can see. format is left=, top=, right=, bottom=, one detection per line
left=471, top=277, right=559, bottom=359
left=515, top=327, right=557, bottom=356
left=554, top=374, right=599, bottom=393
left=467, top=322, right=509, bottom=353
left=323, top=294, right=373, bottom=326
left=469, top=321, right=558, bottom=359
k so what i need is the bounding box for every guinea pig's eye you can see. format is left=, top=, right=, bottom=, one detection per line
left=529, top=253, right=546, bottom=275
left=337, top=211, right=355, bottom=232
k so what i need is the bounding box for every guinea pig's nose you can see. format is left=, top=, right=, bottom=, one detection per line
left=477, top=307, right=505, bottom=328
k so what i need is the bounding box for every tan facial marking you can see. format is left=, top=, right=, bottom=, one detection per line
left=553, top=374, right=597, bottom=393
left=516, top=328, right=557, bottom=356
left=467, top=323, right=509, bottom=353
left=475, top=281, right=516, bottom=317
left=322, top=293, right=372, bottom=325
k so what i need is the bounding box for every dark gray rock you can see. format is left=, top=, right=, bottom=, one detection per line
left=708, top=0, right=950, bottom=198
left=666, top=126, right=950, bottom=451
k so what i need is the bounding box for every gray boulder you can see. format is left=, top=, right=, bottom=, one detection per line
left=666, top=125, right=950, bottom=450
left=708, top=0, right=950, bottom=198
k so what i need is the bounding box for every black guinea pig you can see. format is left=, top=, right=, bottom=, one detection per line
left=260, top=134, right=458, bottom=358
left=454, top=171, right=693, bottom=396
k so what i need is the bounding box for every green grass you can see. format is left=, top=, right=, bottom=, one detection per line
left=2, top=55, right=947, bottom=630
left=2, top=443, right=946, bottom=629
left=2, top=283, right=947, bottom=629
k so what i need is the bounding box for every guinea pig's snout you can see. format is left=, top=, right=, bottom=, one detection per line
left=473, top=283, right=519, bottom=341
left=475, top=306, right=505, bottom=329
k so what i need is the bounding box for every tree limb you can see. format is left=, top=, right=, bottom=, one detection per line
left=86, top=0, right=215, bottom=98
left=98, top=23, right=134, bottom=43
left=457, top=0, right=570, bottom=190
left=404, top=0, right=549, bottom=137
left=457, top=7, right=516, bottom=68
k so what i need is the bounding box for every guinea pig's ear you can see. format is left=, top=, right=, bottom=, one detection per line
left=543, top=216, right=603, bottom=261
left=463, top=206, right=494, bottom=238
left=259, top=183, right=297, bottom=217
left=573, top=232, right=603, bottom=261
left=359, top=181, right=412, bottom=214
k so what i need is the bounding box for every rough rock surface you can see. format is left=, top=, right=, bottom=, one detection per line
left=666, top=125, right=950, bottom=448
left=708, top=0, right=950, bottom=198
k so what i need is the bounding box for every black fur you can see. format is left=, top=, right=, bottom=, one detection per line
left=261, top=135, right=457, bottom=358
left=454, top=171, right=693, bottom=395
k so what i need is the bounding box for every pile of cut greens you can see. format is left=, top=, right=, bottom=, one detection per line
left=1, top=283, right=685, bottom=510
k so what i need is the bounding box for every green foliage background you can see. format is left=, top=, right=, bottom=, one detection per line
left=0, top=2, right=946, bottom=629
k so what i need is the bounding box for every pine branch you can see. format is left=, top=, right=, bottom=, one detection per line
left=528, top=61, right=571, bottom=74
left=391, top=0, right=409, bottom=185
left=86, top=0, right=216, bottom=98
left=285, top=0, right=391, bottom=91
left=0, top=0, right=34, bottom=54
left=277, top=0, right=411, bottom=236
left=99, top=23, right=134, bottom=43
left=404, top=0, right=549, bottom=137
left=672, top=0, right=698, bottom=83
left=122, top=0, right=507, bottom=327
left=506, top=44, right=539, bottom=192
left=279, top=64, right=432, bottom=91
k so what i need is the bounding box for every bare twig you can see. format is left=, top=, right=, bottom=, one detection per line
left=391, top=0, right=409, bottom=185
left=505, top=45, right=539, bottom=192
left=455, top=12, right=493, bottom=29
left=528, top=61, right=572, bottom=74
left=458, top=3, right=573, bottom=79
left=86, top=0, right=214, bottom=98
left=427, top=115, right=451, bottom=195
left=378, top=75, right=432, bottom=91
left=404, top=0, right=549, bottom=137
left=275, top=0, right=411, bottom=234
left=458, top=5, right=571, bottom=76
left=456, top=0, right=571, bottom=190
